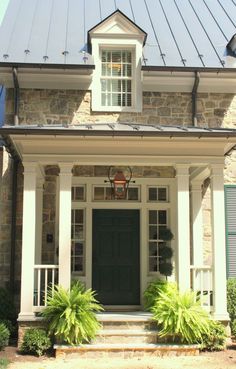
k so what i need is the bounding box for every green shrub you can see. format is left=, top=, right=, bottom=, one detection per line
left=20, top=328, right=51, bottom=356
left=0, top=320, right=16, bottom=339
left=227, top=278, right=236, bottom=323
left=0, top=323, right=10, bottom=350
left=151, top=288, right=210, bottom=344
left=42, top=281, right=103, bottom=345
left=200, top=320, right=226, bottom=351
left=0, top=289, right=16, bottom=322
left=144, top=279, right=177, bottom=311
left=0, top=358, right=10, bottom=369
left=231, top=319, right=236, bottom=337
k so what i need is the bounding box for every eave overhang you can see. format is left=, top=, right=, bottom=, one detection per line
left=1, top=124, right=235, bottom=164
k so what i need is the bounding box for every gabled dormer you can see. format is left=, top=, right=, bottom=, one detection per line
left=89, top=10, right=147, bottom=112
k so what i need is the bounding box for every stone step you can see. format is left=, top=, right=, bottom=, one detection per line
left=93, top=329, right=158, bottom=344
left=97, top=312, right=157, bottom=330
left=54, top=343, right=200, bottom=359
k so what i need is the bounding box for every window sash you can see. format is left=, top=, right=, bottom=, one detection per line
left=101, top=50, right=132, bottom=107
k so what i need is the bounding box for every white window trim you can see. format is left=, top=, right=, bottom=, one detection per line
left=65, top=176, right=176, bottom=304
left=91, top=38, right=143, bottom=112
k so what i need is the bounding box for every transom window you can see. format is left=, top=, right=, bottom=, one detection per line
left=101, top=50, right=132, bottom=107
left=93, top=185, right=140, bottom=201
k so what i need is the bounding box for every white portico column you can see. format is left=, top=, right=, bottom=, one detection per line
left=176, top=164, right=190, bottom=291
left=58, top=163, right=73, bottom=289
left=210, top=164, right=229, bottom=320
left=19, top=162, right=37, bottom=319
left=191, top=181, right=204, bottom=266
left=35, top=176, right=44, bottom=264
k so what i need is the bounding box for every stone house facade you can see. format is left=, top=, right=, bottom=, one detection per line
left=0, top=1, right=235, bottom=329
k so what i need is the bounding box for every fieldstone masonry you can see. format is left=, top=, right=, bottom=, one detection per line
left=0, top=87, right=236, bottom=304
left=4, top=89, right=236, bottom=128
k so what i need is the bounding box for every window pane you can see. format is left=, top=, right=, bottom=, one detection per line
left=75, top=209, right=83, bottom=224
left=112, top=63, right=121, bottom=76
left=94, top=187, right=104, bottom=200
left=149, top=226, right=157, bottom=240
left=112, top=51, right=121, bottom=62
left=158, top=211, right=167, bottom=225
left=127, top=187, right=138, bottom=200
left=149, top=210, right=157, bottom=224
left=149, top=188, right=157, bottom=201
left=74, top=257, right=83, bottom=272
left=72, top=186, right=85, bottom=201
left=149, top=258, right=158, bottom=272
left=158, top=188, right=167, bottom=201
left=74, top=242, right=83, bottom=255
left=149, top=242, right=157, bottom=256
left=112, top=93, right=121, bottom=106
left=112, top=80, right=121, bottom=92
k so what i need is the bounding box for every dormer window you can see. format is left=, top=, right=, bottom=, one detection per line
left=88, top=10, right=146, bottom=113
left=101, top=50, right=132, bottom=107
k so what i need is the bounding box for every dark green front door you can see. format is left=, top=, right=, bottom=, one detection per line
left=92, top=210, right=140, bottom=305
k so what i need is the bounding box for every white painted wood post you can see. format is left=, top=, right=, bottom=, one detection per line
left=210, top=164, right=229, bottom=320
left=176, top=164, right=190, bottom=291
left=58, top=163, right=72, bottom=289
left=35, top=176, right=44, bottom=264
left=191, top=181, right=204, bottom=267
left=19, top=162, right=37, bottom=319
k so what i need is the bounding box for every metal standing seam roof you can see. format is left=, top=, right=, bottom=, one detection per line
left=0, top=0, right=235, bottom=69
left=1, top=123, right=236, bottom=137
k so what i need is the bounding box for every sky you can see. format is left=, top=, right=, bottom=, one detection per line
left=0, top=0, right=9, bottom=25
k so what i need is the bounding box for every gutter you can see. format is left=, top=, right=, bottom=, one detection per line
left=0, top=62, right=95, bottom=70
left=192, top=72, right=200, bottom=127
left=1, top=126, right=236, bottom=139
left=141, top=66, right=236, bottom=73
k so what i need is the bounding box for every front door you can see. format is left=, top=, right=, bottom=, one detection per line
left=92, top=209, right=140, bottom=305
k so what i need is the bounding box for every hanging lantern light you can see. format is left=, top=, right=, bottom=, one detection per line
left=106, top=166, right=133, bottom=199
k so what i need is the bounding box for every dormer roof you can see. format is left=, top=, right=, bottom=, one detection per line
left=88, top=9, right=147, bottom=46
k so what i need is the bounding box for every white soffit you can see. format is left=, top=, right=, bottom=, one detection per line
left=9, top=134, right=234, bottom=160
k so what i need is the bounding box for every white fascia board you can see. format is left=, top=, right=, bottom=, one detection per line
left=0, top=70, right=93, bottom=89
left=10, top=134, right=233, bottom=159
left=143, top=71, right=236, bottom=93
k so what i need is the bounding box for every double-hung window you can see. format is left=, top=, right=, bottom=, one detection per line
left=101, top=50, right=132, bottom=108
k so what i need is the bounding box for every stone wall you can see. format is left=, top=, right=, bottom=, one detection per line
left=5, top=89, right=236, bottom=128
left=1, top=86, right=236, bottom=306
left=0, top=149, right=12, bottom=288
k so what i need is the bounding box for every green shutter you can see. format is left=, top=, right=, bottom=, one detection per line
left=225, top=185, right=236, bottom=278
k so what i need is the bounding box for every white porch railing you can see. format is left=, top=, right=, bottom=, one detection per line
left=190, top=265, right=213, bottom=312
left=33, top=265, right=59, bottom=310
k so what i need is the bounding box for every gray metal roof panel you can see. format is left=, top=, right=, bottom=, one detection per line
left=0, top=0, right=235, bottom=68
left=1, top=123, right=236, bottom=136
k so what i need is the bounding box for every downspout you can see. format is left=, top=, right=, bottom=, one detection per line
left=192, top=71, right=200, bottom=126
left=12, top=67, right=19, bottom=126
left=9, top=67, right=20, bottom=292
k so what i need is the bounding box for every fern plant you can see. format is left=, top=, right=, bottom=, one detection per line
left=144, top=279, right=177, bottom=311
left=151, top=288, right=211, bottom=344
left=41, top=282, right=103, bottom=345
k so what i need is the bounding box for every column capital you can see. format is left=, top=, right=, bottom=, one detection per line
left=210, top=163, right=225, bottom=177
left=58, top=162, right=73, bottom=175
left=191, top=180, right=202, bottom=192
left=175, top=164, right=190, bottom=176
left=23, top=161, right=38, bottom=174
